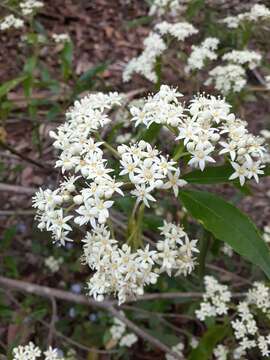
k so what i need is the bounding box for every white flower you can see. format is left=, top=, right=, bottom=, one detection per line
left=213, top=344, right=229, bottom=360
left=205, top=64, right=247, bottom=95
left=196, top=276, right=231, bottom=321
left=20, top=0, right=44, bottom=16
left=258, top=335, right=270, bottom=357
left=188, top=146, right=216, bottom=171
left=155, top=21, right=198, bottom=41
left=149, top=0, right=186, bottom=16
left=186, top=37, right=219, bottom=72
left=13, top=342, right=42, bottom=360
left=45, top=256, right=63, bottom=273
left=222, top=50, right=261, bottom=70
left=165, top=342, right=184, bottom=360
left=229, top=162, right=249, bottom=186
left=0, top=15, right=24, bottom=31
left=162, top=169, right=187, bottom=197
left=119, top=333, right=138, bottom=347
left=52, top=33, right=70, bottom=43
left=44, top=346, right=62, bottom=360
left=131, top=184, right=156, bottom=208
left=123, top=32, right=166, bottom=83
left=222, top=4, right=270, bottom=28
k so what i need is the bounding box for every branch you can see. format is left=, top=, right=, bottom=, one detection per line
left=0, top=140, right=48, bottom=170
left=0, top=183, right=36, bottom=195
left=0, top=276, right=182, bottom=358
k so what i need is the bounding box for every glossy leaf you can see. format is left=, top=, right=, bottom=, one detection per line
left=183, top=164, right=270, bottom=184
left=180, top=190, right=270, bottom=278
left=183, top=165, right=233, bottom=184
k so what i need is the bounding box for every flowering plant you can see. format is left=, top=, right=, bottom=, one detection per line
left=32, top=85, right=270, bottom=306
left=1, top=1, right=270, bottom=359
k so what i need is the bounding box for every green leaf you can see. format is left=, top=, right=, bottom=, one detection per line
left=79, top=63, right=107, bottom=83
left=183, top=165, right=232, bottom=184
left=1, top=226, right=16, bottom=250
left=0, top=76, right=26, bottom=98
left=180, top=190, right=270, bottom=279
left=60, top=41, right=74, bottom=80
left=186, top=0, right=205, bottom=20
left=75, top=63, right=107, bottom=94
left=188, top=324, right=229, bottom=360
left=23, top=56, right=37, bottom=74
left=265, top=165, right=270, bottom=176
left=140, top=123, right=162, bottom=142
left=183, top=164, right=270, bottom=184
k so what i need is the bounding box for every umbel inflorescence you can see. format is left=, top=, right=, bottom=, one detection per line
left=33, top=85, right=267, bottom=304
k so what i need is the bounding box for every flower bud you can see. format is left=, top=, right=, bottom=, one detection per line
left=238, top=148, right=246, bottom=156
left=38, top=222, right=46, bottom=230
left=186, top=142, right=195, bottom=151
left=66, top=184, right=76, bottom=192
left=73, top=195, right=83, bottom=205
left=211, top=133, right=220, bottom=142
left=63, top=194, right=71, bottom=202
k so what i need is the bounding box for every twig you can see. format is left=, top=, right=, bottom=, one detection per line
left=0, top=140, right=48, bottom=170
left=252, top=69, right=266, bottom=86
left=0, top=276, right=181, bottom=358
left=107, top=306, right=180, bottom=357
left=5, top=289, right=116, bottom=355
left=131, top=292, right=202, bottom=301
left=0, top=210, right=35, bottom=216
left=206, top=264, right=252, bottom=285
left=39, top=318, right=117, bottom=354
left=0, top=183, right=36, bottom=195
left=47, top=297, right=57, bottom=346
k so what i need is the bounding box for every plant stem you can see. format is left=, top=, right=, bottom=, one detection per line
left=95, top=132, right=120, bottom=159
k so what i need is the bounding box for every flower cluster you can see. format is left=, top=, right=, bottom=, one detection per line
left=0, top=15, right=24, bottom=31
left=213, top=344, right=229, bottom=360
left=165, top=342, right=184, bottom=360
left=118, top=140, right=186, bottom=206
left=13, top=342, right=64, bottom=360
left=82, top=225, right=158, bottom=303
left=205, top=64, right=246, bottom=95
left=263, top=225, right=270, bottom=244
left=265, top=75, right=270, bottom=90
left=123, top=32, right=166, bottom=83
left=130, top=85, right=185, bottom=128
left=157, top=221, right=199, bottom=276
left=52, top=33, right=70, bottom=43
left=109, top=316, right=138, bottom=348
left=20, top=0, right=44, bottom=16
left=130, top=85, right=266, bottom=184
left=231, top=282, right=270, bottom=357
left=83, top=221, right=198, bottom=304
left=33, top=92, right=122, bottom=245
left=247, top=281, right=270, bottom=315
left=222, top=49, right=262, bottom=70
left=185, top=37, right=219, bottom=72
left=155, top=21, right=198, bottom=41
left=222, top=4, right=270, bottom=29
left=196, top=278, right=270, bottom=358
left=32, top=85, right=266, bottom=306
left=123, top=21, right=197, bottom=83
left=148, top=0, right=186, bottom=17
left=232, top=301, right=260, bottom=357
left=195, top=276, right=231, bottom=321
left=45, top=256, right=63, bottom=273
